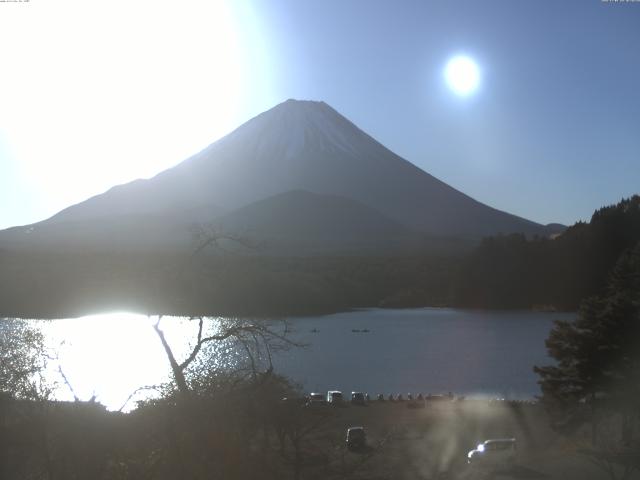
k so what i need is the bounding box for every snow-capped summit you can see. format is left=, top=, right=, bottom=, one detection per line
left=245, top=99, right=362, bottom=158
left=203, top=99, right=369, bottom=160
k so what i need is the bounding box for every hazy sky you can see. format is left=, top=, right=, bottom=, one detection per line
left=1, top=0, right=639, bottom=229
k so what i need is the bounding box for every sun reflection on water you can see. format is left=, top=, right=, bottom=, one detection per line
left=36, top=313, right=235, bottom=412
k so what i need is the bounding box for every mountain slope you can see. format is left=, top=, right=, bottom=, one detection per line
left=4, top=99, right=562, bottom=251
left=0, top=213, right=199, bottom=252
left=213, top=189, right=435, bottom=254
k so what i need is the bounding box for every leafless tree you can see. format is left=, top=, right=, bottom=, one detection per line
left=190, top=224, right=261, bottom=257
left=151, top=315, right=298, bottom=397
left=273, top=399, right=335, bottom=480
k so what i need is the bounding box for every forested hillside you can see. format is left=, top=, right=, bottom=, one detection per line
left=1, top=196, right=637, bottom=318
left=454, top=196, right=640, bottom=310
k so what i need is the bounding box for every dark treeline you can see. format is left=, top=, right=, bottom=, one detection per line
left=1, top=196, right=638, bottom=318
left=0, top=250, right=458, bottom=319
left=454, top=195, right=640, bottom=310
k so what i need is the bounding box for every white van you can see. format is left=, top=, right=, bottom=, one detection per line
left=327, top=390, right=343, bottom=404
left=467, top=438, right=516, bottom=467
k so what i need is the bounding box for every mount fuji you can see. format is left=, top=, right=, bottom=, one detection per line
left=0, top=99, right=562, bottom=253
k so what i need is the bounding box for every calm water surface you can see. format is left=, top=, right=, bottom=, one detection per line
left=275, top=308, right=574, bottom=400
left=24, top=308, right=572, bottom=410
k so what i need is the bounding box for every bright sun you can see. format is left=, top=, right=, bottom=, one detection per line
left=444, top=55, right=481, bottom=96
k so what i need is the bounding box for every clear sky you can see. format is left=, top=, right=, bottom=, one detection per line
left=1, top=0, right=639, bottom=229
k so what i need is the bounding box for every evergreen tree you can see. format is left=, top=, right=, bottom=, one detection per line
left=534, top=242, right=640, bottom=445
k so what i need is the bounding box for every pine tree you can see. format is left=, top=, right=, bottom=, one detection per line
left=535, top=242, right=640, bottom=447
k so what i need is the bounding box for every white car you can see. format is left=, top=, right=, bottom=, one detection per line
left=467, top=438, right=516, bottom=467
left=327, top=390, right=343, bottom=404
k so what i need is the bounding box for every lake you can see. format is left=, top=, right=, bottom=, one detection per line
left=13, top=308, right=573, bottom=410
left=273, top=308, right=573, bottom=400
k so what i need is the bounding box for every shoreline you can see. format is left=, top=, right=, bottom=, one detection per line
left=2, top=304, right=576, bottom=321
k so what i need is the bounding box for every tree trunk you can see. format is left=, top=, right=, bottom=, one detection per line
left=591, top=393, right=598, bottom=446
left=152, top=322, right=190, bottom=396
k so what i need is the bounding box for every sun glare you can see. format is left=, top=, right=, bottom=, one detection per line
left=38, top=313, right=237, bottom=411
left=444, top=55, right=481, bottom=96
left=0, top=0, right=251, bottom=216
left=39, top=313, right=170, bottom=410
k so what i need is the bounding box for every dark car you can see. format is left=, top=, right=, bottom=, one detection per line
left=351, top=391, right=366, bottom=405
left=307, top=392, right=327, bottom=406
left=346, top=426, right=366, bottom=450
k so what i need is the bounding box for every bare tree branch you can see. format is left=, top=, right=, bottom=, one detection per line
left=58, top=366, right=79, bottom=402
left=117, top=384, right=166, bottom=412
left=190, top=224, right=261, bottom=257
left=152, top=316, right=302, bottom=397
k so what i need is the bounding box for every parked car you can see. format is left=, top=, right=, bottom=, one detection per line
left=377, top=393, right=385, bottom=402
left=307, top=392, right=327, bottom=405
left=327, top=390, right=343, bottom=404
left=467, top=438, right=517, bottom=467
left=346, top=426, right=366, bottom=450
left=351, top=392, right=366, bottom=405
